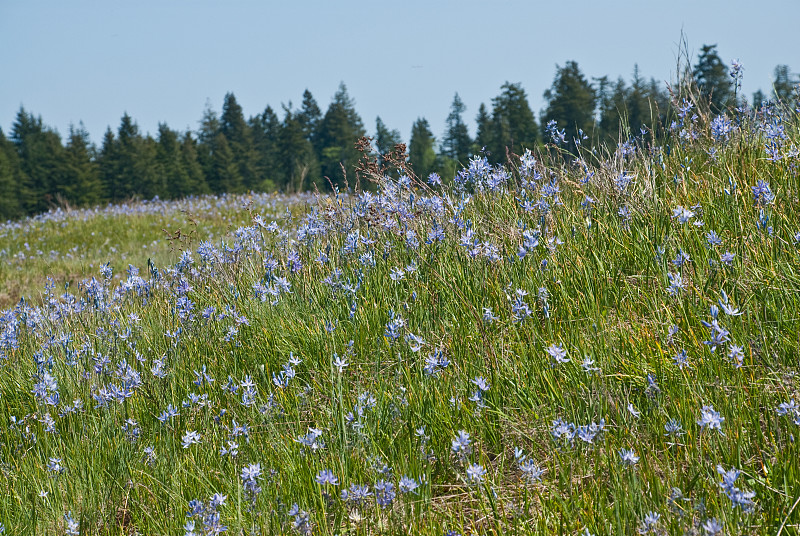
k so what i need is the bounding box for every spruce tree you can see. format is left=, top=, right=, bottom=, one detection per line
left=279, top=109, right=319, bottom=193
left=156, top=123, right=188, bottom=199
left=64, top=123, right=103, bottom=207
left=752, top=89, right=766, bottom=109
left=489, top=82, right=538, bottom=164
left=693, top=44, right=733, bottom=113
left=210, top=133, right=244, bottom=194
left=179, top=132, right=209, bottom=195
left=541, top=61, right=596, bottom=153
left=109, top=114, right=160, bottom=200
left=408, top=117, right=438, bottom=181
left=98, top=128, right=119, bottom=203
left=474, top=103, right=494, bottom=158
left=772, top=65, right=798, bottom=106
left=10, top=107, right=66, bottom=214
left=220, top=93, right=259, bottom=191
left=316, top=83, right=366, bottom=189
left=250, top=106, right=285, bottom=191
left=0, top=128, right=24, bottom=220
left=441, top=93, right=472, bottom=171
left=297, top=89, right=322, bottom=144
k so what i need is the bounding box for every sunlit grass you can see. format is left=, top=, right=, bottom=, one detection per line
left=1, top=102, right=800, bottom=535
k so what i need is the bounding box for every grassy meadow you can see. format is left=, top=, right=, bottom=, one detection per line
left=1, top=97, right=800, bottom=535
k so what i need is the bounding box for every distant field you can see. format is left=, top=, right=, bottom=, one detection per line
left=0, top=193, right=314, bottom=308
left=1, top=101, right=800, bottom=536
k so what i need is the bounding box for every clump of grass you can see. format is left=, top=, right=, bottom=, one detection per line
left=1, top=96, right=800, bottom=536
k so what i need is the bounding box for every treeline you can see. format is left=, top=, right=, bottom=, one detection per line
left=1, top=44, right=797, bottom=221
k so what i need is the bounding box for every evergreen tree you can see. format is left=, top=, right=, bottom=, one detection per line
left=179, top=132, right=209, bottom=196
left=596, top=76, right=626, bottom=142
left=0, top=128, right=24, bottom=220
left=625, top=66, right=649, bottom=135
left=297, top=89, right=322, bottom=144
left=250, top=106, right=284, bottom=191
left=474, top=103, right=494, bottom=157
left=316, top=83, right=366, bottom=189
left=752, top=89, right=766, bottom=109
left=136, top=134, right=161, bottom=199
left=408, top=117, right=438, bottom=181
left=441, top=93, right=472, bottom=170
left=374, top=116, right=403, bottom=173
left=98, top=128, right=119, bottom=203
left=210, top=133, right=244, bottom=194
left=693, top=44, right=733, bottom=113
left=279, top=109, right=319, bottom=192
left=156, top=123, right=189, bottom=199
left=541, top=61, right=596, bottom=152
left=64, top=123, right=103, bottom=206
left=115, top=113, right=139, bottom=200
left=197, top=102, right=221, bottom=188
left=489, top=82, right=538, bottom=164
left=10, top=107, right=66, bottom=214
left=220, top=93, right=259, bottom=190
left=597, top=70, right=670, bottom=144
left=772, top=65, right=798, bottom=105
left=197, top=103, right=244, bottom=194
left=109, top=113, right=160, bottom=200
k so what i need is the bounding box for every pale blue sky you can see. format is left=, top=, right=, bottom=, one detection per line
left=2, top=1, right=798, bottom=145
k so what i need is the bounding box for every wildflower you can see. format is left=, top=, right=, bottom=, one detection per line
left=672, top=206, right=695, bottom=224
left=574, top=419, right=606, bottom=444
left=65, top=511, right=80, bottom=536
left=519, top=458, right=545, bottom=484
left=182, top=430, right=201, bottom=448
left=398, top=475, right=420, bottom=493
left=551, top=419, right=574, bottom=442
left=619, top=448, right=639, bottom=466
left=384, top=311, right=406, bottom=342
left=546, top=344, right=569, bottom=364
left=717, top=465, right=756, bottom=511
left=666, top=324, right=680, bottom=344
left=581, top=356, right=601, bottom=373
left=315, top=469, right=339, bottom=486
left=751, top=179, right=775, bottom=206
left=406, top=332, right=425, bottom=352
left=296, top=427, right=325, bottom=451
left=628, top=403, right=641, bottom=419
left=718, top=290, right=743, bottom=316
left=728, top=345, right=745, bottom=368
left=673, top=249, right=691, bottom=268
left=341, top=483, right=372, bottom=505
left=664, top=419, right=684, bottom=438
left=638, top=512, right=660, bottom=534
left=332, top=353, right=348, bottom=372
left=482, top=307, right=499, bottom=323
left=673, top=349, right=690, bottom=369
left=720, top=251, right=735, bottom=266
left=389, top=267, right=405, bottom=281
left=472, top=376, right=490, bottom=391
left=374, top=480, right=396, bottom=507
left=697, top=405, right=725, bottom=435
left=702, top=518, right=724, bottom=535
left=706, top=230, right=723, bottom=247
left=48, top=457, right=65, bottom=476
left=465, top=463, right=487, bottom=484
left=184, top=519, right=198, bottom=536
left=667, top=272, right=685, bottom=296
left=451, top=430, right=472, bottom=457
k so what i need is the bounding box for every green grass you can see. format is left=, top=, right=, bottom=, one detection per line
left=1, top=105, right=800, bottom=535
